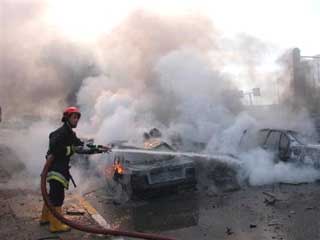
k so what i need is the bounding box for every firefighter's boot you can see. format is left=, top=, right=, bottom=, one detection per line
left=39, top=203, right=49, bottom=225
left=49, top=207, right=71, bottom=233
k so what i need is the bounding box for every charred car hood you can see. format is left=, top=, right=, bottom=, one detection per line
left=127, top=157, right=194, bottom=172
left=304, top=144, right=320, bottom=150
left=293, top=143, right=320, bottom=152
left=291, top=144, right=320, bottom=168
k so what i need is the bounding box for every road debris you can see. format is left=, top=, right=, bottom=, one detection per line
left=263, top=191, right=281, bottom=206
left=289, top=210, right=296, bottom=215
left=37, top=236, right=62, bottom=240
left=268, top=222, right=281, bottom=226
left=305, top=206, right=316, bottom=211
left=225, top=227, right=234, bottom=235
left=82, top=187, right=105, bottom=197
left=66, top=204, right=86, bottom=215
left=264, top=198, right=276, bottom=206
left=262, top=192, right=279, bottom=200
left=66, top=209, right=85, bottom=216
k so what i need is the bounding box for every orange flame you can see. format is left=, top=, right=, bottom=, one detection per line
left=114, top=163, right=124, bottom=175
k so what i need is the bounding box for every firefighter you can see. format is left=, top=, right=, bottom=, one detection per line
left=40, top=106, right=111, bottom=232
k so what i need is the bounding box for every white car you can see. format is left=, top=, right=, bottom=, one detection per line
left=241, top=128, right=320, bottom=168
left=108, top=139, right=197, bottom=198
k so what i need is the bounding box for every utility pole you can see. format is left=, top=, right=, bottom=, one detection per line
left=292, top=48, right=304, bottom=103
left=300, top=53, right=320, bottom=112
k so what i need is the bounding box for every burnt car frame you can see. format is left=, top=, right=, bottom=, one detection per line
left=240, top=128, right=320, bottom=168
left=108, top=139, right=197, bottom=198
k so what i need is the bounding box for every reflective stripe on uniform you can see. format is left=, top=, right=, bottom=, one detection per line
left=66, top=145, right=76, bottom=156
left=47, top=171, right=69, bottom=189
left=66, top=146, right=71, bottom=156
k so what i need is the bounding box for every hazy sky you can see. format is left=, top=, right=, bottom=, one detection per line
left=45, top=0, right=320, bottom=55
left=1, top=0, right=319, bottom=116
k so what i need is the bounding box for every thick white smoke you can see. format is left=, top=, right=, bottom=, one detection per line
left=75, top=10, right=241, bottom=144
left=0, top=121, right=56, bottom=189
left=239, top=148, right=320, bottom=186
left=1, top=3, right=319, bottom=191
left=0, top=0, right=99, bottom=119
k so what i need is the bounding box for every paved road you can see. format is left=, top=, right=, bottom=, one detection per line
left=86, top=182, right=320, bottom=240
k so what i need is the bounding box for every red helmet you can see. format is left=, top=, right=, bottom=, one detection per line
left=62, top=106, right=81, bottom=122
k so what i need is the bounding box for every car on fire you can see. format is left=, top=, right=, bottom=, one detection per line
left=108, top=137, right=197, bottom=198
left=240, top=128, right=320, bottom=168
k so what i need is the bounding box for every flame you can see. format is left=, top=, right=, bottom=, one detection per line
left=114, top=162, right=124, bottom=175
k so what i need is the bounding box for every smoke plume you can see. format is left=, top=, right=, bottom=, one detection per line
left=1, top=2, right=319, bottom=191
left=0, top=0, right=99, bottom=119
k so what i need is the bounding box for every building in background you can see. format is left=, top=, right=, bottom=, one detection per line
left=291, top=48, right=320, bottom=113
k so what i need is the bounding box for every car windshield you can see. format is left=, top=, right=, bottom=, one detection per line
left=119, top=142, right=175, bottom=166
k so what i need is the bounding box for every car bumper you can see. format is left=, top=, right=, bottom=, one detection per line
left=131, top=175, right=197, bottom=194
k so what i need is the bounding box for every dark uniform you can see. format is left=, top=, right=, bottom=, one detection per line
left=40, top=106, right=110, bottom=233
left=47, top=123, right=99, bottom=206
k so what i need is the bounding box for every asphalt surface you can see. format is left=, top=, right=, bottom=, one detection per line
left=86, top=181, right=320, bottom=240
left=1, top=159, right=320, bottom=240
left=0, top=167, right=105, bottom=240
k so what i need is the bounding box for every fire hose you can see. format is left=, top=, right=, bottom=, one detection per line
left=40, top=156, right=176, bottom=240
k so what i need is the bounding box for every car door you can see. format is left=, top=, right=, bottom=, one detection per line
left=257, top=129, right=269, bottom=147
left=263, top=130, right=281, bottom=162
left=279, top=133, right=290, bottom=161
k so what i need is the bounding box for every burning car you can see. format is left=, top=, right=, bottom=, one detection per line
left=107, top=137, right=197, bottom=198
left=240, top=128, right=320, bottom=168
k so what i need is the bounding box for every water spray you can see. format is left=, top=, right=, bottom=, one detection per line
left=110, top=148, right=242, bottom=167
